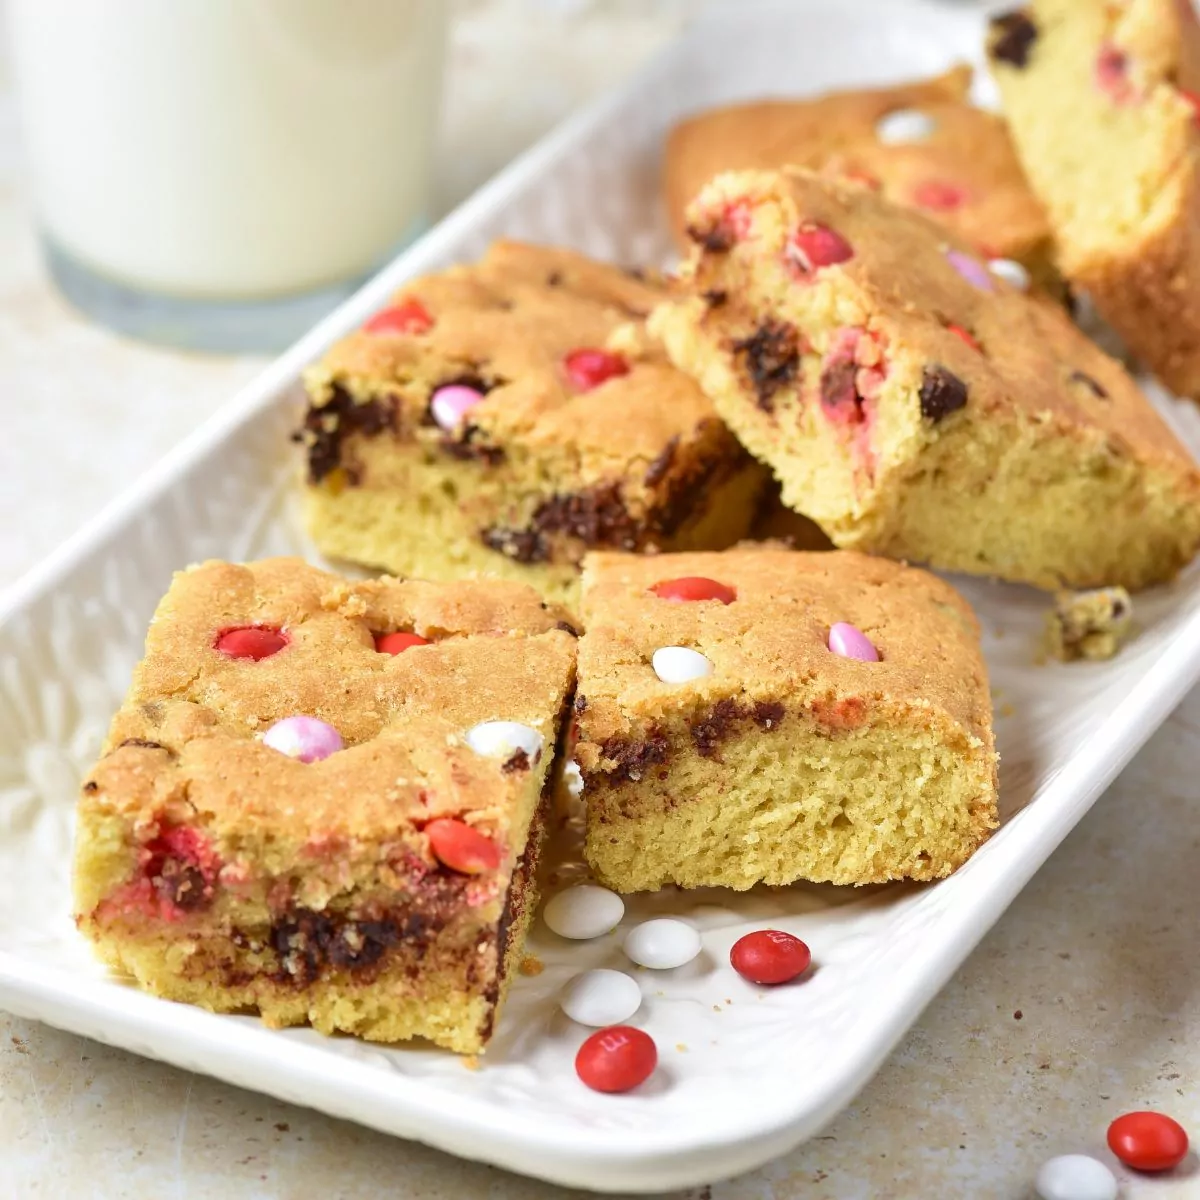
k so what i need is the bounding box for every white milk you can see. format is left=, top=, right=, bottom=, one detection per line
left=7, top=0, right=446, bottom=299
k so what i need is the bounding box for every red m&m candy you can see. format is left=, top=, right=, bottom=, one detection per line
left=1107, top=1111, right=1189, bottom=1172
left=788, top=223, right=854, bottom=273
left=363, top=297, right=433, bottom=336
left=913, top=180, right=968, bottom=212
left=564, top=348, right=630, bottom=391
left=575, top=1026, right=657, bottom=1093
left=650, top=577, right=737, bottom=604
left=375, top=631, right=430, bottom=655
left=730, top=930, right=812, bottom=985
left=215, top=627, right=288, bottom=661
left=947, top=324, right=981, bottom=352
left=426, top=818, right=502, bottom=875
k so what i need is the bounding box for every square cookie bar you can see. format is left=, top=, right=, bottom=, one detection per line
left=664, top=66, right=1053, bottom=285
left=297, top=240, right=765, bottom=605
left=650, top=167, right=1200, bottom=591
left=575, top=548, right=998, bottom=891
left=74, top=559, right=576, bottom=1053
left=988, top=0, right=1200, bottom=395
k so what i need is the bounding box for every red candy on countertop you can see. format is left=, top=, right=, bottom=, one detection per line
left=1107, top=1111, right=1189, bottom=1172
left=215, top=627, right=288, bottom=661
left=650, top=577, right=737, bottom=604
left=787, top=223, right=854, bottom=273
left=426, top=818, right=502, bottom=875
left=730, top=930, right=812, bottom=985
left=564, top=348, right=630, bottom=391
left=375, top=631, right=431, bottom=655
left=363, top=297, right=433, bottom=336
left=575, top=1026, right=658, bottom=1093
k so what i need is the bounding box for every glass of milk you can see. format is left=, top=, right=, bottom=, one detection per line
left=6, top=0, right=447, bottom=351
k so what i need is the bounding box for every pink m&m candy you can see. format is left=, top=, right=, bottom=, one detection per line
left=945, top=248, right=995, bottom=292
left=262, top=716, right=343, bottom=763
left=430, top=385, right=485, bottom=432
left=788, top=222, right=853, bottom=273
left=828, top=622, right=879, bottom=662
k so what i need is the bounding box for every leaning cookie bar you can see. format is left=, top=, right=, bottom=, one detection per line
left=988, top=0, right=1200, bottom=395
left=73, top=558, right=576, bottom=1053
left=298, top=240, right=765, bottom=605
left=664, top=66, right=1053, bottom=284
left=575, top=548, right=998, bottom=891
left=650, top=167, right=1200, bottom=591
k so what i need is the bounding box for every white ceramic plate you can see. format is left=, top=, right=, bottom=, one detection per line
left=5, top=2, right=1200, bottom=1192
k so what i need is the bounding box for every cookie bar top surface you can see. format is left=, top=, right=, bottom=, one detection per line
left=306, top=239, right=724, bottom=483
left=987, top=0, right=1200, bottom=259
left=665, top=66, right=1050, bottom=262
left=89, top=559, right=577, bottom=848
left=578, top=547, right=990, bottom=747
left=674, top=167, right=1200, bottom=475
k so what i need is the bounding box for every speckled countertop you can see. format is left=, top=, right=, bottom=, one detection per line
left=2, top=2, right=1198, bottom=1197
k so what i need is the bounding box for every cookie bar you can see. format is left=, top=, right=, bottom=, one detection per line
left=575, top=547, right=998, bottom=891
left=664, top=66, right=1053, bottom=284
left=987, top=0, right=1200, bottom=395
left=297, top=240, right=765, bottom=605
left=649, top=167, right=1200, bottom=591
left=74, top=559, right=576, bottom=1053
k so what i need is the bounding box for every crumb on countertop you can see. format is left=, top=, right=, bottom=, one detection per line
left=518, top=955, right=544, bottom=976
left=1045, top=586, right=1133, bottom=662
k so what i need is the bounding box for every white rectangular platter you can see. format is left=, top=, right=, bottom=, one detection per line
left=5, top=1, right=1200, bottom=1192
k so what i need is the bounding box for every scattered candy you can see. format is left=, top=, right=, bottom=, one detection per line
left=575, top=1025, right=657, bottom=1093
left=623, top=918, right=702, bottom=970
left=1107, top=1110, right=1189, bottom=1172
left=651, top=646, right=714, bottom=684
left=947, top=323, right=982, bottom=352
left=913, top=180, right=968, bottom=211
left=564, top=348, right=629, bottom=391
left=430, top=384, right=485, bottom=431
left=363, top=297, right=433, bottom=335
left=988, top=257, right=1031, bottom=290
left=945, top=248, right=995, bottom=292
left=426, top=817, right=502, bottom=875
left=828, top=622, right=880, bottom=662
left=1035, top=1155, right=1118, bottom=1200
left=543, top=884, right=624, bottom=940
left=215, top=626, right=288, bottom=661
left=730, top=930, right=812, bottom=985
left=560, top=970, right=642, bottom=1027
left=788, top=223, right=854, bottom=273
left=465, top=720, right=544, bottom=763
left=375, top=631, right=430, bottom=655
left=650, top=576, right=737, bottom=604
left=875, top=108, right=936, bottom=144
left=261, top=716, right=344, bottom=763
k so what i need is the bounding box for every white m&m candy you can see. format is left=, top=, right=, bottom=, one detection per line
left=1035, top=1155, right=1117, bottom=1200
left=560, top=970, right=641, bottom=1027
left=652, top=646, right=713, bottom=684
left=543, top=885, right=624, bottom=940
left=875, top=108, right=936, bottom=144
left=624, top=918, right=702, bottom=969
left=465, top=720, right=543, bottom=763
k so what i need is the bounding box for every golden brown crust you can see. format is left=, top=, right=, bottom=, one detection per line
left=664, top=66, right=1052, bottom=268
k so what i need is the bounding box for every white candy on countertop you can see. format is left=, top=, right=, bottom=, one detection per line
left=623, top=918, right=702, bottom=970
left=875, top=108, right=936, bottom=144
left=464, top=720, right=543, bottom=763
left=560, top=969, right=642, bottom=1027
left=543, top=885, right=624, bottom=940
left=652, top=646, right=713, bottom=684
left=1035, top=1155, right=1118, bottom=1200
